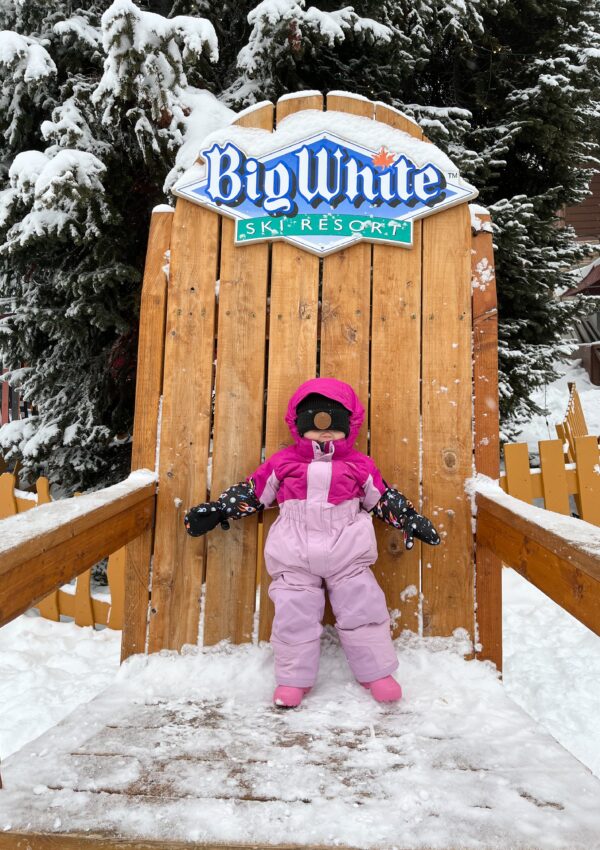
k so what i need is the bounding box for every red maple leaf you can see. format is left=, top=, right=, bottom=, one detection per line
left=371, top=146, right=396, bottom=169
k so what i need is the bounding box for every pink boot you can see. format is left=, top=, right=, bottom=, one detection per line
left=361, top=675, right=402, bottom=703
left=273, top=685, right=312, bottom=708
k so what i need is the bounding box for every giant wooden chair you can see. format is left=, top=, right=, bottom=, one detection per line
left=1, top=92, right=600, bottom=849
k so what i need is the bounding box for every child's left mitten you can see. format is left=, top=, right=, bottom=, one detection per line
left=371, top=487, right=440, bottom=549
left=184, top=502, right=229, bottom=536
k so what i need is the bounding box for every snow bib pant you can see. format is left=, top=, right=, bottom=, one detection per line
left=264, top=460, right=399, bottom=688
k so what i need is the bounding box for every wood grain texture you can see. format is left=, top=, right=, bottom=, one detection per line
left=276, top=92, right=322, bottom=124
left=320, top=243, right=371, bottom=451
left=122, top=209, right=172, bottom=660
left=203, top=103, right=273, bottom=647
left=370, top=103, right=423, bottom=635
left=477, top=493, right=600, bottom=637
left=0, top=837, right=367, bottom=850
left=421, top=204, right=474, bottom=638
left=148, top=201, right=219, bottom=653
left=471, top=212, right=499, bottom=480
left=326, top=91, right=375, bottom=118
left=470, top=211, right=501, bottom=668
left=256, top=96, right=322, bottom=642
left=203, top=102, right=272, bottom=647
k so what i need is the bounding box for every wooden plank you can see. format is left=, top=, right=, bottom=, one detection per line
left=147, top=201, right=219, bottom=653
left=204, top=103, right=275, bottom=646
left=0, top=471, right=16, bottom=519
left=74, top=568, right=95, bottom=627
left=107, top=546, right=126, bottom=629
left=539, top=439, right=571, bottom=514
left=319, top=244, right=371, bottom=451
left=56, top=589, right=110, bottom=626
left=326, top=91, right=375, bottom=118
left=477, top=492, right=600, bottom=637
left=276, top=92, right=322, bottom=124
left=34, top=478, right=61, bottom=621
left=122, top=209, right=172, bottom=661
left=474, top=543, right=502, bottom=671
left=471, top=212, right=499, bottom=480
left=321, top=93, right=372, bottom=452
left=470, top=210, right=501, bottom=668
left=0, top=486, right=155, bottom=628
left=421, top=204, right=474, bottom=637
left=575, top=435, right=600, bottom=525
left=368, top=103, right=423, bottom=635
left=256, top=97, right=322, bottom=642
left=0, top=837, right=367, bottom=850
left=257, top=240, right=320, bottom=641
left=203, top=103, right=273, bottom=647
left=374, top=102, right=422, bottom=139
left=503, top=443, right=533, bottom=504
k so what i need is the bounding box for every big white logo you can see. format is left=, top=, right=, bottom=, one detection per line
left=174, top=123, right=477, bottom=256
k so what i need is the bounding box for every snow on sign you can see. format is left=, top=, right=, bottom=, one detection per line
left=173, top=110, right=478, bottom=256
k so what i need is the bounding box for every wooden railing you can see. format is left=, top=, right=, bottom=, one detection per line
left=0, top=472, right=128, bottom=629
left=555, top=383, right=597, bottom=463
left=500, top=435, right=600, bottom=525
left=0, top=472, right=156, bottom=638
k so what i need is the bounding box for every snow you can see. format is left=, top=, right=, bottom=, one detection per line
left=503, top=568, right=600, bottom=779
left=472, top=474, right=600, bottom=557
left=0, top=612, right=120, bottom=760
left=1, top=629, right=600, bottom=847
left=511, top=359, right=600, bottom=452
left=0, top=31, right=56, bottom=83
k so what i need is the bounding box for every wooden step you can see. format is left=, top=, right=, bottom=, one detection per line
left=0, top=640, right=599, bottom=849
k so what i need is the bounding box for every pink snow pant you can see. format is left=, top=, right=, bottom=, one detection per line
left=264, top=500, right=398, bottom=687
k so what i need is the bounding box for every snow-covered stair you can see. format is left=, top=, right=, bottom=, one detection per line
left=0, top=634, right=599, bottom=849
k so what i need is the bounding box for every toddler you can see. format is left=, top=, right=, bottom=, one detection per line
left=185, top=378, right=439, bottom=708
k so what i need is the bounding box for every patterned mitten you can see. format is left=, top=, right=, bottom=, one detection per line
left=184, top=502, right=229, bottom=536
left=184, top=480, right=262, bottom=537
left=371, top=487, right=440, bottom=549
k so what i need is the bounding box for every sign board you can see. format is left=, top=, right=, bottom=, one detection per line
left=174, top=111, right=477, bottom=256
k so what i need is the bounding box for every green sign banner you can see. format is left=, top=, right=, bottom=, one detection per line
left=236, top=213, right=412, bottom=246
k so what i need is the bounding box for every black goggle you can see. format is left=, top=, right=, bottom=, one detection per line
left=296, top=407, right=350, bottom=437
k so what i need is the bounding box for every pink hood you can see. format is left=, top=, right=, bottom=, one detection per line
left=285, top=377, right=364, bottom=457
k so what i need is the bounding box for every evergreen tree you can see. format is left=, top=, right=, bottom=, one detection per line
left=0, top=0, right=221, bottom=490
left=1, top=0, right=598, bottom=491
left=214, top=0, right=600, bottom=427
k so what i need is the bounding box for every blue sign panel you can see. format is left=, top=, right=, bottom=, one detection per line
left=174, top=130, right=477, bottom=256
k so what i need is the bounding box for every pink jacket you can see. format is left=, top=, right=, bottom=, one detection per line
left=249, top=378, right=386, bottom=511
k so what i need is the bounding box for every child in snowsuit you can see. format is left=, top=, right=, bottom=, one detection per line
left=185, top=378, right=440, bottom=708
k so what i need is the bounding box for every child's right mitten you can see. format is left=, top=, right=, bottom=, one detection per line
left=184, top=502, right=230, bottom=536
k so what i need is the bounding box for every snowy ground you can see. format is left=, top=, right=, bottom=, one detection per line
left=1, top=571, right=600, bottom=788
left=1, top=626, right=599, bottom=849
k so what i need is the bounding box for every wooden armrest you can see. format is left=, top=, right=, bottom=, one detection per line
left=476, top=487, right=600, bottom=637
left=0, top=471, right=156, bottom=628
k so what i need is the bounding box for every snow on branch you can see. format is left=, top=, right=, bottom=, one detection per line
left=230, top=0, right=393, bottom=103
left=0, top=149, right=109, bottom=251
left=0, top=31, right=56, bottom=146
left=93, top=0, right=218, bottom=124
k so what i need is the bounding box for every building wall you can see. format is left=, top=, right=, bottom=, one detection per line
left=564, top=170, right=600, bottom=241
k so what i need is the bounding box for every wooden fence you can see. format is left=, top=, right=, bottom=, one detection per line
left=0, top=472, right=125, bottom=629
left=500, top=434, right=600, bottom=525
